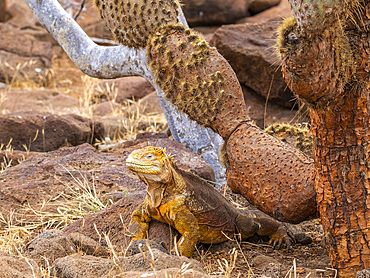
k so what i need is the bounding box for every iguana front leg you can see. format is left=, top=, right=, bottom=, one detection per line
left=129, top=200, right=152, bottom=241
left=171, top=205, right=201, bottom=257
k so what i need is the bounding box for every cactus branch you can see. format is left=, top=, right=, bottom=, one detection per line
left=24, top=0, right=226, bottom=183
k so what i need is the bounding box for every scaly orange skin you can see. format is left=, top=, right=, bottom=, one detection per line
left=126, top=146, right=293, bottom=257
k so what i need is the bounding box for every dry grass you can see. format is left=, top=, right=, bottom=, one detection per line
left=0, top=60, right=55, bottom=89
left=0, top=167, right=107, bottom=256
left=72, top=74, right=167, bottom=144
left=0, top=139, right=14, bottom=173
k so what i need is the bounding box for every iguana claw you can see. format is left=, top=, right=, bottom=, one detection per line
left=269, top=226, right=294, bottom=249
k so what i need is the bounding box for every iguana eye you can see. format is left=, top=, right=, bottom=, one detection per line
left=145, top=153, right=155, bottom=160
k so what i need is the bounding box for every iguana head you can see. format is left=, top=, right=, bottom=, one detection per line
left=126, top=146, right=175, bottom=183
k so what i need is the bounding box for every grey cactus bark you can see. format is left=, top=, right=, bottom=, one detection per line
left=24, top=0, right=226, bottom=183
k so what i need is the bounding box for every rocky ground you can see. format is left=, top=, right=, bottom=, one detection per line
left=0, top=0, right=333, bottom=277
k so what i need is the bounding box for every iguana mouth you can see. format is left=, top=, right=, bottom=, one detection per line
left=126, top=162, right=161, bottom=173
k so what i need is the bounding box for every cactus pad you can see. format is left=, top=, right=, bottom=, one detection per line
left=146, top=24, right=248, bottom=138
left=94, top=0, right=181, bottom=48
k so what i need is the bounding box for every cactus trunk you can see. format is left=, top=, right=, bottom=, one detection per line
left=311, top=92, right=370, bottom=277
left=280, top=0, right=370, bottom=275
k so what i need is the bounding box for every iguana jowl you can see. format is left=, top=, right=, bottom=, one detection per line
left=126, top=146, right=293, bottom=257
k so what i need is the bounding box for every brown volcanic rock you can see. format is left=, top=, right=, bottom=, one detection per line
left=0, top=23, right=52, bottom=84
left=125, top=91, right=162, bottom=115
left=239, top=0, right=292, bottom=23
left=0, top=111, right=104, bottom=152
left=92, top=101, right=126, bottom=117
left=0, top=149, right=36, bottom=168
left=0, top=253, right=41, bottom=278
left=24, top=229, right=110, bottom=267
left=84, top=21, right=113, bottom=41
left=242, top=86, right=306, bottom=128
left=210, top=19, right=295, bottom=108
left=51, top=250, right=208, bottom=278
left=181, top=0, right=249, bottom=26
left=97, top=76, right=155, bottom=103
left=76, top=1, right=112, bottom=40
left=67, top=232, right=110, bottom=257
left=0, top=143, right=131, bottom=214
left=0, top=88, right=80, bottom=114
left=7, top=1, right=38, bottom=27
left=51, top=255, right=115, bottom=278
left=248, top=0, right=281, bottom=14
left=24, top=229, right=76, bottom=266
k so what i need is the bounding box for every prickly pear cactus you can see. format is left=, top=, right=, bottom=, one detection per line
left=264, top=123, right=312, bottom=157
left=277, top=1, right=360, bottom=106
left=94, top=0, right=180, bottom=48
left=289, top=0, right=361, bottom=31
left=146, top=24, right=247, bottom=136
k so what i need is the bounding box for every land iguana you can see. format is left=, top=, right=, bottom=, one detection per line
left=126, top=146, right=294, bottom=257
